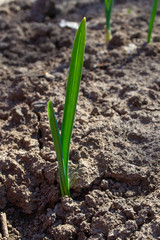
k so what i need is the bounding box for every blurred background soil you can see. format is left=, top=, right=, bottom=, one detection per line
left=0, top=0, right=160, bottom=239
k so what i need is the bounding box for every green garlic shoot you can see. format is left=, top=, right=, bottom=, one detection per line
left=104, top=0, right=114, bottom=42
left=148, top=0, right=159, bottom=43
left=48, top=18, right=86, bottom=197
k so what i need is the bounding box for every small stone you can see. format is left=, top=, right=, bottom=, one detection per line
left=85, top=194, right=96, bottom=207
left=124, top=208, right=135, bottom=219
left=100, top=179, right=109, bottom=190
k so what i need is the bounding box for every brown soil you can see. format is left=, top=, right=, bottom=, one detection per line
left=0, top=0, right=160, bottom=239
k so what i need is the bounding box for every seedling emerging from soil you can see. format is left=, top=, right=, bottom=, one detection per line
left=148, top=0, right=159, bottom=43
left=104, top=0, right=113, bottom=42
left=48, top=18, right=86, bottom=197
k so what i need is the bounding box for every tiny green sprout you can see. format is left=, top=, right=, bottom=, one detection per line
left=148, top=0, right=159, bottom=43
left=104, top=0, right=114, bottom=42
left=48, top=18, right=86, bottom=197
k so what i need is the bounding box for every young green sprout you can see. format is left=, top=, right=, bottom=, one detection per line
left=148, top=0, right=159, bottom=43
left=48, top=18, right=86, bottom=197
left=104, top=0, right=114, bottom=42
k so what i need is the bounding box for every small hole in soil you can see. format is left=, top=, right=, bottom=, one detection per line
left=38, top=128, right=43, bottom=149
left=37, top=113, right=41, bottom=122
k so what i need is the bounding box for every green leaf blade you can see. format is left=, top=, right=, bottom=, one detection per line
left=104, top=0, right=113, bottom=30
left=48, top=100, right=70, bottom=196
left=104, top=0, right=113, bottom=42
left=61, top=18, right=86, bottom=178
left=148, top=0, right=159, bottom=43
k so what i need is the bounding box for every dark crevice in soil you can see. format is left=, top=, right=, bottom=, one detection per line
left=72, top=174, right=153, bottom=202
left=38, top=128, right=43, bottom=150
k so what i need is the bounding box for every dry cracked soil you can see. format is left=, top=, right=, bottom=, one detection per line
left=0, top=0, right=160, bottom=239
